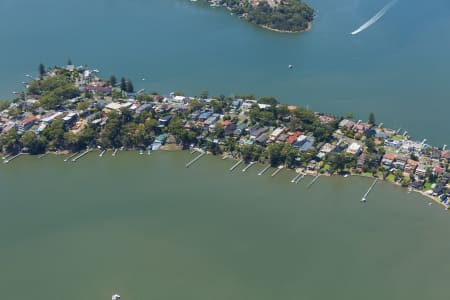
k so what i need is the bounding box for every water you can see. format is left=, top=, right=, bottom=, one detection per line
left=1, top=151, right=450, bottom=299
left=1, top=0, right=450, bottom=144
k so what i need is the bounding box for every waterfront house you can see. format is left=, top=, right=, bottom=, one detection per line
left=415, top=164, right=428, bottom=177
left=241, top=99, right=257, bottom=110
left=357, top=153, right=366, bottom=169
left=250, top=126, right=269, bottom=140
left=384, top=139, right=402, bottom=149
left=339, top=119, right=354, bottom=129
left=319, top=115, right=335, bottom=123
left=441, top=150, right=450, bottom=162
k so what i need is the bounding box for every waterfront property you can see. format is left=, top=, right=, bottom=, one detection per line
left=0, top=63, right=449, bottom=207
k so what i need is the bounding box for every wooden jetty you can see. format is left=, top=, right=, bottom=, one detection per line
left=291, top=172, right=302, bottom=183
left=38, top=152, right=49, bottom=159
left=72, top=149, right=91, bottom=162
left=242, top=161, right=256, bottom=172
left=258, top=165, right=271, bottom=176
left=295, top=174, right=306, bottom=184
left=229, top=159, right=244, bottom=171
left=64, top=152, right=79, bottom=162
left=112, top=149, right=118, bottom=156
left=361, top=178, right=378, bottom=202
left=186, top=152, right=205, bottom=168
left=2, top=154, right=12, bottom=160
left=271, top=166, right=284, bottom=177
left=306, top=174, right=321, bottom=189
left=4, top=153, right=23, bottom=164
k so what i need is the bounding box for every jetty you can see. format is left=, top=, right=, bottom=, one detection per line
left=2, top=154, right=12, bottom=161
left=291, top=172, right=302, bottom=183
left=242, top=161, right=256, bottom=172
left=361, top=178, right=378, bottom=202
left=229, top=159, right=244, bottom=171
left=112, top=149, right=118, bottom=156
left=99, top=149, right=106, bottom=157
left=306, top=174, right=321, bottom=189
left=64, top=152, right=79, bottom=162
left=72, top=149, right=91, bottom=162
left=271, top=165, right=284, bottom=177
left=38, top=152, right=48, bottom=159
left=185, top=151, right=205, bottom=168
left=258, top=165, right=271, bottom=176
left=4, top=153, right=24, bottom=164
left=295, top=174, right=306, bottom=184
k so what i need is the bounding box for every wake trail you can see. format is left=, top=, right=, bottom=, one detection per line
left=350, top=0, right=398, bottom=35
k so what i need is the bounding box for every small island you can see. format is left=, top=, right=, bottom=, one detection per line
left=203, top=0, right=314, bottom=33
left=1, top=62, right=450, bottom=209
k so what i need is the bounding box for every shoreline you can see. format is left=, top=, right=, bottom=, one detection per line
left=3, top=148, right=448, bottom=210
left=258, top=21, right=312, bottom=34
left=6, top=149, right=449, bottom=210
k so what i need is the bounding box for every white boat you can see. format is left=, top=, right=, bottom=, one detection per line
left=139, top=149, right=144, bottom=155
left=112, top=294, right=121, bottom=300
left=288, top=64, right=293, bottom=69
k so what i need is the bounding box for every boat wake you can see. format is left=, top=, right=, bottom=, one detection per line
left=350, top=0, right=398, bottom=35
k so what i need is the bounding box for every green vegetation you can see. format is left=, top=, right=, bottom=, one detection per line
left=215, top=0, right=314, bottom=32
left=28, top=74, right=80, bottom=109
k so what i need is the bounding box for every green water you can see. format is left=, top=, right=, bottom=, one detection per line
left=0, top=0, right=450, bottom=144
left=1, top=152, right=450, bottom=299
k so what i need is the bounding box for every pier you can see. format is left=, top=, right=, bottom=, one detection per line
left=38, top=152, right=48, bottom=159
left=361, top=178, right=378, bottom=202
left=185, top=151, right=205, bottom=168
left=72, top=149, right=91, bottom=162
left=291, top=172, right=302, bottom=183
left=99, top=149, right=106, bottom=157
left=112, top=149, right=118, bottom=156
left=291, top=172, right=305, bottom=184
left=258, top=165, right=271, bottom=176
left=242, top=161, right=256, bottom=172
left=306, top=174, right=321, bottom=189
left=229, top=159, right=244, bottom=171
left=271, top=166, right=284, bottom=177
left=2, top=154, right=12, bottom=161
left=295, top=174, right=306, bottom=184
left=4, top=153, right=24, bottom=164
left=64, top=152, right=79, bottom=162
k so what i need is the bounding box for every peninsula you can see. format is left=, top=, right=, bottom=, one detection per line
left=202, top=0, right=314, bottom=33
left=1, top=63, right=449, bottom=208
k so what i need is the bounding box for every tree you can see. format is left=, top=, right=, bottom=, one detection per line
left=109, top=75, right=117, bottom=87
left=1, top=129, right=21, bottom=154
left=125, top=79, right=134, bottom=93
left=368, top=112, right=376, bottom=125
left=120, top=77, right=127, bottom=91
left=39, top=63, right=46, bottom=78
left=21, top=132, right=46, bottom=154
